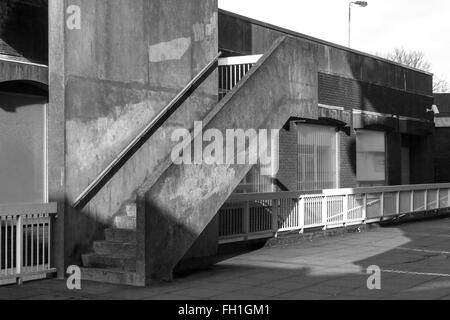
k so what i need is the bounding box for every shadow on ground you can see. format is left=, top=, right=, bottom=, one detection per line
left=2, top=215, right=450, bottom=300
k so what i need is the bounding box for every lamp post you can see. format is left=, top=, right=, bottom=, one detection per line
left=349, top=1, right=368, bottom=48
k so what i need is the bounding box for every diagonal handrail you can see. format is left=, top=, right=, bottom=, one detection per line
left=73, top=52, right=222, bottom=209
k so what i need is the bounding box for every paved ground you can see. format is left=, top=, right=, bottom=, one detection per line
left=3, top=217, right=450, bottom=300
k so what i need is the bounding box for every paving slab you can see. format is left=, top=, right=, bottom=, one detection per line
left=3, top=217, right=450, bottom=300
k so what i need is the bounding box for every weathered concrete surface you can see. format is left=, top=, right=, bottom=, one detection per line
left=218, top=9, right=435, bottom=190
left=0, top=60, right=47, bottom=84
left=140, top=36, right=319, bottom=281
left=218, top=9, right=432, bottom=98
left=57, top=0, right=218, bottom=264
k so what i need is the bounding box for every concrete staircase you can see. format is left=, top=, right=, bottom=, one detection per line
left=81, top=203, right=140, bottom=286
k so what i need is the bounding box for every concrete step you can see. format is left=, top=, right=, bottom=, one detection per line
left=82, top=253, right=136, bottom=272
left=114, top=216, right=136, bottom=230
left=104, top=228, right=136, bottom=243
left=93, top=241, right=136, bottom=256
left=80, top=267, right=140, bottom=286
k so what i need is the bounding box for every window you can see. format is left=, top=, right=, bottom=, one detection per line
left=356, top=130, right=386, bottom=187
left=236, top=164, right=274, bottom=193
left=297, top=124, right=338, bottom=191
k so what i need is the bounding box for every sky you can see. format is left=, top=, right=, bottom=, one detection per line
left=218, top=0, right=450, bottom=81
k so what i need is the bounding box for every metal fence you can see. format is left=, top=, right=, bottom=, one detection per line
left=218, top=55, right=262, bottom=100
left=0, top=203, right=57, bottom=286
left=218, top=184, right=450, bottom=243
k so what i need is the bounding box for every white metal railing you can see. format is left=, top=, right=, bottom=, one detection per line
left=0, top=203, right=57, bottom=286
left=218, top=54, right=262, bottom=100
left=218, top=184, right=450, bottom=243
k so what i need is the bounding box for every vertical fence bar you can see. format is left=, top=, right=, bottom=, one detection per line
left=411, top=190, right=415, bottom=212
left=25, top=215, right=28, bottom=271
left=322, top=196, right=328, bottom=230
left=4, top=217, right=7, bottom=274
left=363, top=193, right=368, bottom=222
left=31, top=217, right=34, bottom=272
left=343, top=194, right=348, bottom=226
left=48, top=216, right=51, bottom=269
left=437, top=189, right=441, bottom=210
left=16, top=215, right=23, bottom=284
left=6, top=218, right=9, bottom=274
left=0, top=216, right=2, bottom=275
left=299, top=197, right=305, bottom=233
left=396, top=191, right=401, bottom=215
left=243, top=202, right=250, bottom=239
left=424, top=189, right=428, bottom=211
left=271, top=199, right=278, bottom=234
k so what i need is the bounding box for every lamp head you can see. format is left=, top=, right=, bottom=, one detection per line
left=354, top=1, right=368, bottom=7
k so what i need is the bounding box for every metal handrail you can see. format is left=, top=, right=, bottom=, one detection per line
left=73, top=52, right=222, bottom=209
left=225, top=183, right=450, bottom=203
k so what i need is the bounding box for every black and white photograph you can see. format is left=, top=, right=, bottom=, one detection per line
left=1, top=0, right=450, bottom=307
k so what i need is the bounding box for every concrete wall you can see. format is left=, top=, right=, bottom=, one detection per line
left=139, top=36, right=319, bottom=281
left=435, top=128, right=450, bottom=183
left=50, top=0, right=219, bottom=264
left=218, top=9, right=435, bottom=190
left=218, top=10, right=432, bottom=99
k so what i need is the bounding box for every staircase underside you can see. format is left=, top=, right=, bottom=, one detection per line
left=80, top=36, right=319, bottom=285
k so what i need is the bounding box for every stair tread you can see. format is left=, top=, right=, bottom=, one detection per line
left=106, top=228, right=136, bottom=232
left=80, top=267, right=141, bottom=286
left=104, top=228, right=137, bottom=243
left=81, top=266, right=135, bottom=273
left=82, top=253, right=136, bottom=259
left=94, top=240, right=136, bottom=245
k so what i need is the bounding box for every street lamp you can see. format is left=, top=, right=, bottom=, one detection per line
left=348, top=1, right=368, bottom=48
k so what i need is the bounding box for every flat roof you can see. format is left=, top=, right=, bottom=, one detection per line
left=219, top=9, right=433, bottom=77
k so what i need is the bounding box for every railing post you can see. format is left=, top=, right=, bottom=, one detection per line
left=424, top=189, right=428, bottom=211
left=243, top=201, right=250, bottom=240
left=271, top=200, right=278, bottom=236
left=396, top=191, right=401, bottom=215
left=380, top=193, right=385, bottom=218
left=343, top=195, right=349, bottom=226
left=363, top=194, right=368, bottom=223
left=16, top=215, right=23, bottom=285
left=322, top=196, right=328, bottom=230
left=437, top=189, right=441, bottom=209
left=299, top=197, right=305, bottom=234
left=411, top=190, right=415, bottom=212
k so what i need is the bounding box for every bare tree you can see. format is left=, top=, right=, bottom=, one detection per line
left=433, top=75, right=449, bottom=93
left=381, top=47, right=448, bottom=93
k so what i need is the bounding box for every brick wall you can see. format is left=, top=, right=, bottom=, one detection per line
left=434, top=128, right=450, bottom=183
left=275, top=121, right=298, bottom=191
left=339, top=131, right=357, bottom=188
left=319, top=73, right=432, bottom=119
